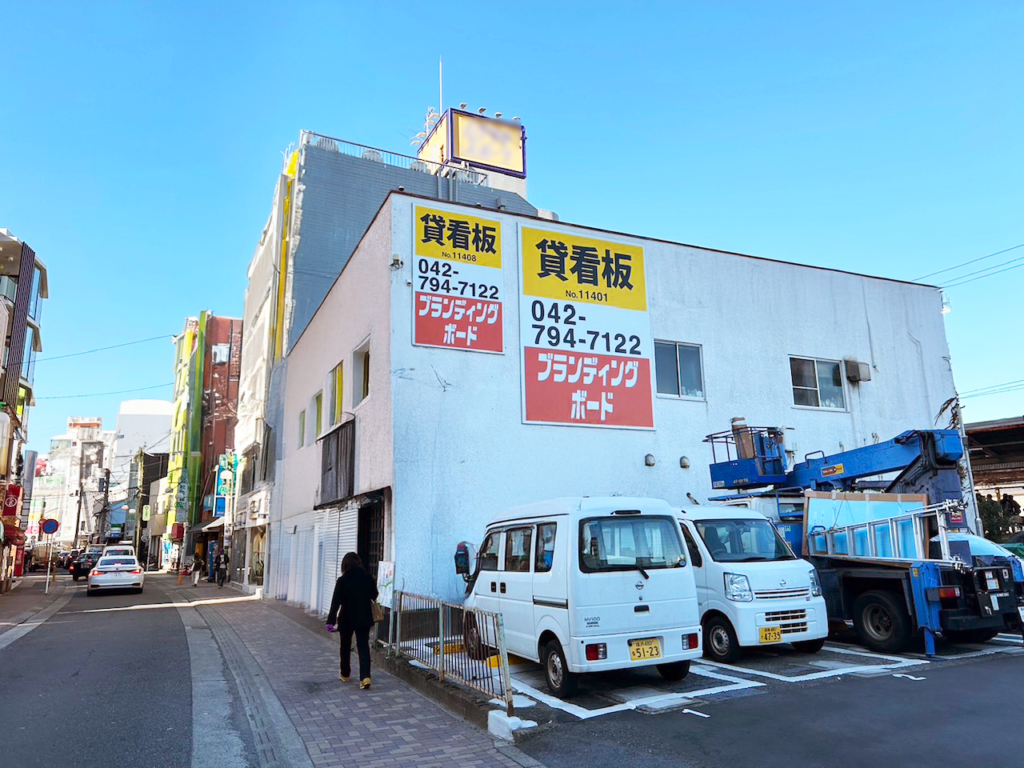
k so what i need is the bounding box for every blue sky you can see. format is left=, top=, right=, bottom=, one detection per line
left=3, top=1, right=1021, bottom=454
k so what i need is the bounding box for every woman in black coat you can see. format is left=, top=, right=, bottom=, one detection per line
left=326, top=552, right=379, bottom=688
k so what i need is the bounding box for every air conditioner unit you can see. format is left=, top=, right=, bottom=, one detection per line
left=844, top=359, right=872, bottom=383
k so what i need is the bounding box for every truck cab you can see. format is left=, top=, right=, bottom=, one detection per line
left=461, top=497, right=702, bottom=697
left=677, top=505, right=829, bottom=662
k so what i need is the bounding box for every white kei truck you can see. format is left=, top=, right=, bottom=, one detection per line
left=458, top=497, right=703, bottom=697
left=676, top=505, right=829, bottom=662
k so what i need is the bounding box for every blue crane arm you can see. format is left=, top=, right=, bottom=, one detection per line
left=787, top=430, right=964, bottom=490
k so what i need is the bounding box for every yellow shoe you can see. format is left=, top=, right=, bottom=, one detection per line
left=359, top=678, right=371, bottom=690
left=339, top=673, right=350, bottom=682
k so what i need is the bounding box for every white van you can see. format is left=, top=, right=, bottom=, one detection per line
left=676, top=506, right=828, bottom=662
left=459, top=497, right=702, bottom=697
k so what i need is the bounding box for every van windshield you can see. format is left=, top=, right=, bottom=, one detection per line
left=695, top=519, right=796, bottom=562
left=579, top=516, right=684, bottom=573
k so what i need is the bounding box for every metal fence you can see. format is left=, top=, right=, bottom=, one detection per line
left=389, top=591, right=514, bottom=715
left=299, top=130, right=490, bottom=186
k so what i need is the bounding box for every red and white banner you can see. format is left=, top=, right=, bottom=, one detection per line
left=519, top=226, right=655, bottom=429
left=412, top=205, right=504, bottom=354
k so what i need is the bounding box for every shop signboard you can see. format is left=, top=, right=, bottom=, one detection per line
left=412, top=205, right=504, bottom=354
left=519, top=226, right=655, bottom=429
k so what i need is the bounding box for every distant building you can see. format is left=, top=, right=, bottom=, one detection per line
left=0, top=228, right=48, bottom=586
left=232, top=123, right=535, bottom=592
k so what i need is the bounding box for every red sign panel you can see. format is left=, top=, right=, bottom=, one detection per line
left=4, top=485, right=23, bottom=515
left=523, top=348, right=654, bottom=428
left=413, top=293, right=503, bottom=352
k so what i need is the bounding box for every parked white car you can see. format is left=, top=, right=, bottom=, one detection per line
left=459, top=497, right=702, bottom=697
left=676, top=506, right=828, bottom=662
left=87, top=556, right=145, bottom=595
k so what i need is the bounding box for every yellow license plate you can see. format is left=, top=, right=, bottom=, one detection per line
left=759, top=626, right=783, bottom=644
left=629, top=637, right=662, bottom=661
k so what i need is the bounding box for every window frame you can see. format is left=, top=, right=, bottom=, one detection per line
left=654, top=340, right=706, bottom=400
left=476, top=531, right=502, bottom=573
left=535, top=522, right=557, bottom=573
left=330, top=363, right=344, bottom=426
left=314, top=392, right=323, bottom=436
left=298, top=409, right=306, bottom=448
left=502, top=526, right=534, bottom=573
left=789, top=355, right=847, bottom=411
left=353, top=338, right=371, bottom=408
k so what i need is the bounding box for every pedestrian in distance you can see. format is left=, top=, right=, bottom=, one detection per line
left=325, top=552, right=379, bottom=689
left=215, top=549, right=230, bottom=588
left=190, top=554, right=205, bottom=587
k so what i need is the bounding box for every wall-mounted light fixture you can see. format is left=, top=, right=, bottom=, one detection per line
left=679, top=456, right=690, bottom=469
left=644, top=454, right=656, bottom=467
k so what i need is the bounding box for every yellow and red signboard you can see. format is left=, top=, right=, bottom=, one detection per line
left=519, top=226, right=654, bottom=429
left=413, top=206, right=504, bottom=354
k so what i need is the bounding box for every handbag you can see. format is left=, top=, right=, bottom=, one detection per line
left=371, top=600, right=386, bottom=624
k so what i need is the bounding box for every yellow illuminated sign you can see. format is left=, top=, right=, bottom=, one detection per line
left=415, top=206, right=502, bottom=268
left=452, top=112, right=525, bottom=176
left=521, top=227, right=646, bottom=311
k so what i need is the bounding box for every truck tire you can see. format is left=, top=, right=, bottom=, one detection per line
left=543, top=639, right=578, bottom=698
left=791, top=637, right=826, bottom=654
left=703, top=615, right=742, bottom=663
left=944, top=628, right=1000, bottom=644
left=656, top=661, right=690, bottom=682
left=852, top=590, right=912, bottom=653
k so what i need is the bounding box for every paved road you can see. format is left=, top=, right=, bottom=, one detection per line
left=0, top=579, right=196, bottom=767
left=518, top=651, right=1024, bottom=768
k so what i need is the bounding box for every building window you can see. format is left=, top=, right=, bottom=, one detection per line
left=655, top=341, right=704, bottom=398
left=314, top=392, right=323, bottom=436
left=353, top=341, right=370, bottom=407
left=790, top=356, right=846, bottom=409
left=298, top=410, right=306, bottom=448
left=330, top=363, right=343, bottom=425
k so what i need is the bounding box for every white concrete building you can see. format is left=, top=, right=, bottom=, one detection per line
left=106, top=399, right=172, bottom=539
left=269, top=192, right=962, bottom=609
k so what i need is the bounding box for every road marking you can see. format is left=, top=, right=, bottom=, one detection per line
left=71, top=594, right=258, bottom=614
left=892, top=673, right=925, bottom=681
left=682, top=709, right=710, bottom=718
left=701, top=649, right=928, bottom=683
left=0, top=587, right=73, bottom=651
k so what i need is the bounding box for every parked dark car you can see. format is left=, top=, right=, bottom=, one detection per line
left=70, top=551, right=102, bottom=581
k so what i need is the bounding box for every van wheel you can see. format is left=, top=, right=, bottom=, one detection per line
left=543, top=640, right=577, bottom=698
left=852, top=590, right=912, bottom=653
left=463, top=615, right=488, bottom=660
left=792, top=637, right=826, bottom=654
left=703, top=616, right=742, bottom=663
left=72, top=574, right=79, bottom=582
left=656, top=660, right=690, bottom=682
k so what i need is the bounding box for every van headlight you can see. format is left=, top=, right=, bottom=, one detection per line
left=724, top=573, right=753, bottom=602
left=809, top=569, right=822, bottom=597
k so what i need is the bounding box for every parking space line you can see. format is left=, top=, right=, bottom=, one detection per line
left=508, top=665, right=763, bottom=720
left=700, top=651, right=928, bottom=683
left=993, top=633, right=1023, bottom=645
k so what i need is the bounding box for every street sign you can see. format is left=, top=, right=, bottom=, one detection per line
left=40, top=518, right=59, bottom=535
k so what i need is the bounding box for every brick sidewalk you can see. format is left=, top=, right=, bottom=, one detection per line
left=164, top=577, right=536, bottom=768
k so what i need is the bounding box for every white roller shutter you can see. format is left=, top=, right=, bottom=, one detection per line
left=294, top=527, right=314, bottom=609
left=339, top=503, right=358, bottom=565
left=318, top=508, right=342, bottom=616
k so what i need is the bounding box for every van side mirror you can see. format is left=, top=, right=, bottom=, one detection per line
left=454, top=541, right=471, bottom=580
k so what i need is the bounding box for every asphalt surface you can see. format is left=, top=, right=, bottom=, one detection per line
left=519, top=652, right=1024, bottom=768
left=0, top=578, right=193, bottom=768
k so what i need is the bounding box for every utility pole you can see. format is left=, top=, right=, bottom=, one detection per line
left=72, top=468, right=84, bottom=551
left=99, top=467, right=111, bottom=541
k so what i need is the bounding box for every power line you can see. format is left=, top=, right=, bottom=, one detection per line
left=960, top=378, right=1024, bottom=396
left=36, top=382, right=173, bottom=400
left=36, top=334, right=172, bottom=363
left=942, top=259, right=1024, bottom=289
left=961, top=384, right=1024, bottom=400
left=915, top=242, right=1024, bottom=282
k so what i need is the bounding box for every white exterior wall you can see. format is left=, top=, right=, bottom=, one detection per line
left=278, top=193, right=958, bottom=604
left=273, top=203, right=395, bottom=608
left=384, top=195, right=957, bottom=600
